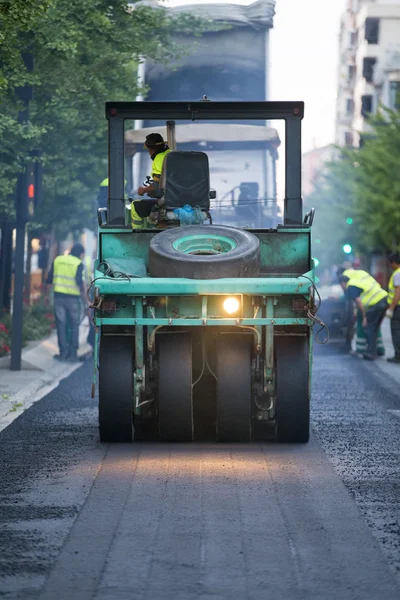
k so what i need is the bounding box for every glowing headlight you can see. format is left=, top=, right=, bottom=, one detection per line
left=223, top=297, right=240, bottom=314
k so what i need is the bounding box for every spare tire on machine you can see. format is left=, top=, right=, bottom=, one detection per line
left=149, top=225, right=260, bottom=279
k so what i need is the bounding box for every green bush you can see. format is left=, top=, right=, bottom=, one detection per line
left=0, top=298, right=54, bottom=357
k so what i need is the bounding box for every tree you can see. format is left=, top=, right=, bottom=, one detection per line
left=350, top=108, right=400, bottom=251
left=304, top=153, right=358, bottom=270
left=0, top=0, right=212, bottom=236
left=305, top=108, right=400, bottom=271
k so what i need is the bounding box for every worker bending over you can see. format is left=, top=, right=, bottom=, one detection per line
left=338, top=269, right=388, bottom=361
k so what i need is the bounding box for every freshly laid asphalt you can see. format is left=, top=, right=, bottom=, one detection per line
left=0, top=348, right=399, bottom=599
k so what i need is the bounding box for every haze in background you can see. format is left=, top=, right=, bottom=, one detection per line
left=270, top=0, right=346, bottom=152
left=169, top=0, right=346, bottom=149
left=168, top=0, right=346, bottom=200
left=269, top=0, right=346, bottom=199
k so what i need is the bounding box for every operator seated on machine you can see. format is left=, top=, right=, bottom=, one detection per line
left=131, top=133, right=170, bottom=228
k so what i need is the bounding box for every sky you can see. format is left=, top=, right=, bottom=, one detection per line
left=269, top=0, right=346, bottom=151
left=168, top=0, right=347, bottom=152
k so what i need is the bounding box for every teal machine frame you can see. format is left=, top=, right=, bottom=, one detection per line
left=93, top=101, right=316, bottom=418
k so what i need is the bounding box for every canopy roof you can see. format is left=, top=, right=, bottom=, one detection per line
left=136, top=0, right=276, bottom=30
left=125, top=123, right=280, bottom=154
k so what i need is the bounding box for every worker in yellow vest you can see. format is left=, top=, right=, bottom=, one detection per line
left=131, top=133, right=171, bottom=229
left=46, top=243, right=87, bottom=363
left=83, top=254, right=96, bottom=355
left=337, top=266, right=386, bottom=357
left=338, top=269, right=388, bottom=360
left=386, top=253, right=400, bottom=363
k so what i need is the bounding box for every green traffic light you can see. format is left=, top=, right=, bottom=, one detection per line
left=346, top=217, right=353, bottom=225
left=313, top=257, right=320, bottom=267
left=343, top=244, right=352, bottom=254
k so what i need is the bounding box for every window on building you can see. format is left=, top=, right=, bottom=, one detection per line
left=349, top=30, right=358, bottom=47
left=347, top=65, right=356, bottom=85
left=362, top=57, right=376, bottom=83
left=344, top=132, right=354, bottom=147
left=389, top=81, right=400, bottom=110
left=365, top=18, right=380, bottom=44
left=346, top=98, right=354, bottom=115
left=361, top=95, right=373, bottom=117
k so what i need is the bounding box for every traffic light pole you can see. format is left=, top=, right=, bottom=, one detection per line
left=10, top=189, right=26, bottom=371
left=10, top=103, right=29, bottom=370
left=10, top=61, right=31, bottom=370
left=0, top=221, right=13, bottom=314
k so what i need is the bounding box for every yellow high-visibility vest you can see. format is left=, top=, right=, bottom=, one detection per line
left=346, top=274, right=387, bottom=308
left=152, top=149, right=170, bottom=181
left=388, top=267, right=400, bottom=306
left=343, top=268, right=369, bottom=280
left=53, top=255, right=82, bottom=296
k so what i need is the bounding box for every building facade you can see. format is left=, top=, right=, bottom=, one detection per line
left=335, top=0, right=400, bottom=148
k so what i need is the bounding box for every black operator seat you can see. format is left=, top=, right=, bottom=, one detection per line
left=159, top=151, right=214, bottom=212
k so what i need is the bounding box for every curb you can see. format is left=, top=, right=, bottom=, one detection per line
left=0, top=322, right=92, bottom=434
left=0, top=362, right=82, bottom=433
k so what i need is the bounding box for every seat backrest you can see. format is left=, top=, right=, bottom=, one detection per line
left=160, top=151, right=210, bottom=210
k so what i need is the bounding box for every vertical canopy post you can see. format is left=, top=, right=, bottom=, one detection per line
left=284, top=118, right=302, bottom=226
left=108, top=114, right=125, bottom=225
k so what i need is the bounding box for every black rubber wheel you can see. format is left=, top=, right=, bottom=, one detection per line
left=158, top=333, right=193, bottom=441
left=99, top=335, right=134, bottom=442
left=149, top=225, right=260, bottom=279
left=275, top=336, right=310, bottom=443
left=216, top=334, right=252, bottom=442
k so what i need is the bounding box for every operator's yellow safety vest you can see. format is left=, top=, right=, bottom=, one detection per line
left=388, top=267, right=400, bottom=306
left=152, top=149, right=170, bottom=181
left=346, top=273, right=387, bottom=309
left=53, top=255, right=82, bottom=296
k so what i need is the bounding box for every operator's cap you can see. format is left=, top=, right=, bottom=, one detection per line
left=144, top=133, right=165, bottom=149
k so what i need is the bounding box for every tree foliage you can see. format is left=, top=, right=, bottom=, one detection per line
left=304, top=154, right=357, bottom=269
left=0, top=0, right=211, bottom=237
left=350, top=108, right=400, bottom=250
left=305, top=108, right=400, bottom=269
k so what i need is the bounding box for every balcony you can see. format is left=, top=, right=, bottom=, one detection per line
left=337, top=113, right=353, bottom=126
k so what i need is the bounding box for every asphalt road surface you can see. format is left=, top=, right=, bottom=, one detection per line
left=0, top=349, right=399, bottom=600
